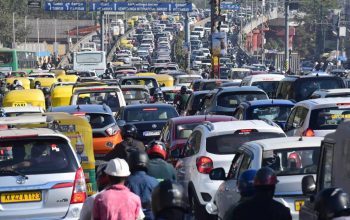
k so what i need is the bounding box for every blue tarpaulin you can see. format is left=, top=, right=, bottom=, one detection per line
left=36, top=51, right=51, bottom=57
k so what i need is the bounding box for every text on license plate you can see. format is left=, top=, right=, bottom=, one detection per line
left=1, top=191, right=42, bottom=203
left=143, top=131, right=161, bottom=136
left=294, top=200, right=305, bottom=211
left=13, top=102, right=27, bottom=107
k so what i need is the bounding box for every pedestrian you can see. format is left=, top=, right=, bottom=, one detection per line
left=93, top=158, right=145, bottom=220
left=152, top=180, right=189, bottom=220
left=146, top=141, right=177, bottom=181
left=104, top=124, right=145, bottom=161
left=223, top=169, right=257, bottom=220
left=230, top=167, right=292, bottom=220
left=127, top=150, right=159, bottom=220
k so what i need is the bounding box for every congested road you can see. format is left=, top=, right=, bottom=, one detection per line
left=1, top=1, right=350, bottom=220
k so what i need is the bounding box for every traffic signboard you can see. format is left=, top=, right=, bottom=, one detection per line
left=89, top=2, right=192, bottom=12
left=44, top=2, right=87, bottom=11
left=220, top=3, right=240, bottom=10
left=28, top=0, right=41, bottom=8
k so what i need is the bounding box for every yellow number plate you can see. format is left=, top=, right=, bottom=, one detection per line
left=1, top=191, right=41, bottom=203
left=13, top=102, right=27, bottom=107
left=295, top=200, right=305, bottom=211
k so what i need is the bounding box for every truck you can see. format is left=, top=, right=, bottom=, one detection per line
left=264, top=51, right=300, bottom=74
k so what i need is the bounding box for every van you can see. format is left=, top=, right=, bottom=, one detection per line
left=240, top=74, right=285, bottom=98
left=276, top=75, right=346, bottom=102
left=300, top=120, right=350, bottom=219
left=228, top=68, right=252, bottom=80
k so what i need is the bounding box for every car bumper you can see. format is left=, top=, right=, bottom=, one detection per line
left=93, top=133, right=123, bottom=156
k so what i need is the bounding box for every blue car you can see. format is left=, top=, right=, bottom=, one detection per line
left=232, top=99, right=295, bottom=128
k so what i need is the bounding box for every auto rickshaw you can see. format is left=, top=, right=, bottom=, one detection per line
left=50, top=85, right=74, bottom=107
left=57, top=74, right=79, bottom=83
left=5, top=77, right=31, bottom=90
left=3, top=89, right=46, bottom=109
left=15, top=113, right=97, bottom=195
left=127, top=19, right=134, bottom=28
left=30, top=77, right=57, bottom=89
left=136, top=72, right=156, bottom=77
left=51, top=69, right=66, bottom=77
left=153, top=74, right=174, bottom=87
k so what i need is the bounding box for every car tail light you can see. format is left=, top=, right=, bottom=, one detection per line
left=70, top=167, right=87, bottom=204
left=196, top=156, right=213, bottom=174
left=73, top=112, right=86, bottom=117
left=303, top=128, right=315, bottom=137
left=105, top=124, right=119, bottom=136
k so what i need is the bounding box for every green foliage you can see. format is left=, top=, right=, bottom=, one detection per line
left=174, top=31, right=188, bottom=69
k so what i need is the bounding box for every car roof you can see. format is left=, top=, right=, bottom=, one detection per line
left=244, top=136, right=323, bottom=151
left=50, top=104, right=113, bottom=114
left=1, top=106, right=44, bottom=113
left=296, top=97, right=350, bottom=108
left=240, top=99, right=295, bottom=107
left=170, top=115, right=236, bottom=124
left=120, top=85, right=149, bottom=90
left=207, top=120, right=284, bottom=133
left=122, top=103, right=175, bottom=109
left=282, top=75, right=340, bottom=81
left=0, top=127, right=64, bottom=138
left=312, top=88, right=350, bottom=94
left=218, top=86, right=266, bottom=93
left=243, top=74, right=285, bottom=81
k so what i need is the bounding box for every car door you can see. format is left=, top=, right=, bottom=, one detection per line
left=176, top=130, right=201, bottom=200
left=285, top=106, right=309, bottom=136
left=216, top=151, right=253, bottom=219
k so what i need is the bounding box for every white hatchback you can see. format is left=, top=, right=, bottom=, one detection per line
left=284, top=97, right=350, bottom=137
left=175, top=120, right=286, bottom=220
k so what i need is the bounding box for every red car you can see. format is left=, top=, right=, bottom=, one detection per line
left=159, top=115, right=236, bottom=163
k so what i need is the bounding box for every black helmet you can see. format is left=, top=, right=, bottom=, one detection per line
left=128, top=150, right=149, bottom=172
left=180, top=86, right=187, bottom=94
left=121, top=124, right=137, bottom=139
left=152, top=180, right=187, bottom=215
left=315, top=188, right=350, bottom=220
left=96, top=162, right=108, bottom=191
left=254, top=167, right=278, bottom=187
left=34, top=81, right=41, bottom=86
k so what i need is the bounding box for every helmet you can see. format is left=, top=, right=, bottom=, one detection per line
left=180, top=86, right=187, bottom=94
left=96, top=162, right=109, bottom=191
left=315, top=188, right=350, bottom=220
left=34, top=81, right=41, bottom=86
left=147, top=141, right=167, bottom=159
left=128, top=150, right=149, bottom=172
left=152, top=180, right=187, bottom=215
left=254, top=167, right=278, bottom=187
left=238, top=169, right=257, bottom=197
left=121, top=124, right=137, bottom=139
left=104, top=158, right=131, bottom=177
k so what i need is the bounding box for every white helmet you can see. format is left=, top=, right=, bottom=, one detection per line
left=104, top=158, right=131, bottom=177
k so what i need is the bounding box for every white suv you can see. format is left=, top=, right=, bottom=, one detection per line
left=175, top=120, right=286, bottom=220
left=285, top=97, right=350, bottom=137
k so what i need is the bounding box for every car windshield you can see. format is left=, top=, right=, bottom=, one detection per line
left=85, top=113, right=115, bottom=129
left=232, top=71, right=251, bottom=79
left=309, top=106, right=350, bottom=130
left=163, top=91, right=177, bottom=102
left=124, top=107, right=178, bottom=122
left=0, top=137, right=78, bottom=175
left=206, top=131, right=285, bottom=154
left=248, top=105, right=293, bottom=122
left=262, top=147, right=320, bottom=176
left=76, top=91, right=120, bottom=112
left=122, top=79, right=156, bottom=89
left=202, top=81, right=224, bottom=90
left=176, top=123, right=200, bottom=139
left=217, top=91, right=268, bottom=108
left=252, top=81, right=280, bottom=97
left=179, top=77, right=200, bottom=84
left=296, top=78, right=344, bottom=101
left=122, top=89, right=149, bottom=101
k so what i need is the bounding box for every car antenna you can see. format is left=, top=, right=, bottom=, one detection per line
left=271, top=99, right=274, bottom=104
left=299, top=133, right=303, bottom=141
left=76, top=105, right=81, bottom=111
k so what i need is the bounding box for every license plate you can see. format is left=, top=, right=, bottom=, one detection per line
left=143, top=131, right=161, bottom=136
left=294, top=200, right=305, bottom=211
left=13, top=102, right=27, bottom=107
left=1, top=191, right=42, bottom=203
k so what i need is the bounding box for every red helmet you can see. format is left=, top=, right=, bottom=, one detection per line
left=254, top=167, right=278, bottom=187
left=147, top=141, right=167, bottom=159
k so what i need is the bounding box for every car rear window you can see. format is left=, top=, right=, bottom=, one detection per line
left=206, top=131, right=285, bottom=154
left=122, top=89, right=149, bottom=101
left=252, top=81, right=280, bottom=98
left=163, top=91, right=177, bottom=102
left=262, top=147, right=320, bottom=176
left=296, top=78, right=344, bottom=101
left=309, top=106, right=350, bottom=130
left=176, top=123, right=200, bottom=139
left=86, top=113, right=116, bottom=129
left=0, top=137, right=78, bottom=175
left=121, top=79, right=157, bottom=89
left=124, top=107, right=178, bottom=122
left=76, top=91, right=120, bottom=112
left=248, top=105, right=293, bottom=122
left=217, top=91, right=268, bottom=108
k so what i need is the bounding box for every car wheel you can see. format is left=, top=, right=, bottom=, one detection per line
left=189, top=189, right=214, bottom=220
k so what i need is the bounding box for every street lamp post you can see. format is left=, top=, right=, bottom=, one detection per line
left=284, top=0, right=289, bottom=72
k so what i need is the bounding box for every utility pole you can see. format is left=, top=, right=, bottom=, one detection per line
left=12, top=12, right=16, bottom=49
left=261, top=0, right=265, bottom=64
left=185, top=10, right=190, bottom=71
left=24, top=16, right=27, bottom=50
left=284, top=0, right=289, bottom=72
left=101, top=11, right=105, bottom=52
left=336, top=11, right=340, bottom=64
left=210, top=0, right=222, bottom=78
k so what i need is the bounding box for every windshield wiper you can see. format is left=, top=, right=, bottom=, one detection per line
left=0, top=169, right=28, bottom=178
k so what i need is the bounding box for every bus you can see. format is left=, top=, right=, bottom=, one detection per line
left=0, top=48, right=37, bottom=73
left=73, top=51, right=106, bottom=76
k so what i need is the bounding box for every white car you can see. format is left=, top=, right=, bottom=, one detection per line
left=240, top=74, right=285, bottom=98
left=201, top=48, right=211, bottom=58
left=285, top=97, right=350, bottom=137
left=207, top=137, right=322, bottom=220
left=310, top=88, right=350, bottom=99
left=175, top=120, right=286, bottom=219
left=220, top=24, right=229, bottom=33
left=193, top=27, right=205, bottom=38
left=174, top=74, right=203, bottom=87
left=1, top=106, right=45, bottom=117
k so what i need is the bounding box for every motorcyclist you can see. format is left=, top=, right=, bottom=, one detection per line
left=12, top=80, right=24, bottom=90
left=231, top=167, right=292, bottom=220
left=102, top=63, right=114, bottom=79
left=223, top=169, right=257, bottom=220
left=174, top=86, right=190, bottom=114
left=104, top=124, right=145, bottom=161
left=152, top=89, right=164, bottom=103
left=146, top=141, right=176, bottom=181
left=315, top=187, right=350, bottom=220
left=152, top=180, right=189, bottom=220
left=126, top=150, right=159, bottom=220
left=34, top=81, right=42, bottom=90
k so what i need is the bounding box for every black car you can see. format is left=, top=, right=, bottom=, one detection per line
left=183, top=90, right=209, bottom=116
left=116, top=104, right=179, bottom=143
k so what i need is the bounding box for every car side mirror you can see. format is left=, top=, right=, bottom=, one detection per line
left=302, top=175, right=316, bottom=196
left=117, top=120, right=126, bottom=127
left=209, top=168, right=226, bottom=181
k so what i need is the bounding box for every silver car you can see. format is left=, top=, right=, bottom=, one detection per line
left=0, top=128, right=86, bottom=219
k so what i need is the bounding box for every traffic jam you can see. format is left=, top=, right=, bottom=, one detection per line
left=1, top=5, right=350, bottom=220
